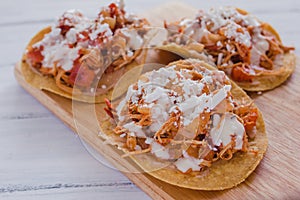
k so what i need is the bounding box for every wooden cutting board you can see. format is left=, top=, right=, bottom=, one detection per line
left=15, top=3, right=300, bottom=199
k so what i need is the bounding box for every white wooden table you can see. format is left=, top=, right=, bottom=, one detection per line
left=1, top=0, right=299, bottom=199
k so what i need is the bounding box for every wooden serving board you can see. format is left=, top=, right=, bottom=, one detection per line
left=14, top=3, right=300, bottom=199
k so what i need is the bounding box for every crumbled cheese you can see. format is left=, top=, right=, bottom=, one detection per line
left=210, top=113, right=245, bottom=150
left=147, top=66, right=177, bottom=86
left=59, top=9, right=87, bottom=26
left=224, top=22, right=251, bottom=47
left=151, top=141, right=170, bottom=160
left=66, top=28, right=77, bottom=44
left=42, top=43, right=80, bottom=71
left=243, top=14, right=260, bottom=27
left=179, top=94, right=209, bottom=126
left=144, top=87, right=169, bottom=103
left=225, top=44, right=230, bottom=51
left=123, top=122, right=146, bottom=138
left=120, top=28, right=144, bottom=50
left=89, top=23, right=112, bottom=40
left=151, top=104, right=169, bottom=121
left=203, top=7, right=235, bottom=31
left=201, top=75, right=213, bottom=84
left=174, top=151, right=203, bottom=173
left=212, top=114, right=221, bottom=127
left=216, top=41, right=222, bottom=47
left=181, top=79, right=204, bottom=99
left=174, top=157, right=202, bottom=173
left=217, top=53, right=223, bottom=66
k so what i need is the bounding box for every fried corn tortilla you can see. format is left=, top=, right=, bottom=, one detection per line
left=158, top=43, right=216, bottom=66
left=100, top=59, right=268, bottom=190
left=160, top=7, right=296, bottom=92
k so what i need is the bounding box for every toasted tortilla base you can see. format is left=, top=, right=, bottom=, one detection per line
left=159, top=44, right=296, bottom=92
left=100, top=59, right=268, bottom=190
left=157, top=43, right=216, bottom=67
left=237, top=53, right=296, bottom=91
left=21, top=27, right=143, bottom=103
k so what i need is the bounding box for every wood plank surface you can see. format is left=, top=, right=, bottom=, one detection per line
left=13, top=2, right=300, bottom=199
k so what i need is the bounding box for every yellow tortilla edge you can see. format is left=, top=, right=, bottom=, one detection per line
left=157, top=43, right=215, bottom=66
left=237, top=53, right=296, bottom=91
